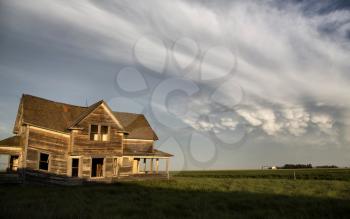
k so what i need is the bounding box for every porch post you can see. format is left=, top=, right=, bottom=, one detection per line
left=137, top=159, right=140, bottom=173
left=150, top=158, right=153, bottom=173
left=156, top=158, right=159, bottom=174
left=166, top=158, right=169, bottom=180
left=143, top=158, right=147, bottom=172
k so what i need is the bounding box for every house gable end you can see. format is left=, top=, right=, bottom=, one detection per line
left=76, top=103, right=124, bottom=131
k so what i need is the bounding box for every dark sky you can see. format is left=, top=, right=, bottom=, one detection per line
left=1, top=0, right=350, bottom=170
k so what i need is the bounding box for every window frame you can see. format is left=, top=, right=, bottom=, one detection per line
left=90, top=157, right=105, bottom=178
left=89, top=124, right=99, bottom=141
left=89, top=124, right=110, bottom=142
left=69, top=156, right=81, bottom=177
left=38, top=152, right=50, bottom=171
left=100, top=125, right=110, bottom=142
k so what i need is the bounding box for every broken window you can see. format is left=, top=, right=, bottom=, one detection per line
left=101, top=125, right=109, bottom=141
left=91, top=158, right=104, bottom=177
left=89, top=125, right=109, bottom=141
left=71, top=158, right=79, bottom=177
left=90, top=124, right=99, bottom=141
left=39, top=153, right=49, bottom=171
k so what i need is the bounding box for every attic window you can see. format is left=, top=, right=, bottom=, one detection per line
left=90, top=125, right=99, bottom=141
left=101, top=125, right=109, bottom=141
left=89, top=124, right=109, bottom=141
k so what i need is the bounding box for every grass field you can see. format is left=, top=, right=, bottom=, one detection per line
left=0, top=169, right=349, bottom=218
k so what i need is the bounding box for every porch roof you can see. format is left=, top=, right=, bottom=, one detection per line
left=0, top=136, right=21, bottom=147
left=123, top=148, right=173, bottom=157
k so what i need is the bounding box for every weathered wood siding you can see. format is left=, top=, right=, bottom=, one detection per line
left=27, top=127, right=69, bottom=175
left=26, top=148, right=38, bottom=170
left=72, top=105, right=123, bottom=156
left=105, top=157, right=114, bottom=177
left=81, top=156, right=91, bottom=178
left=119, top=157, right=132, bottom=174
left=123, top=140, right=153, bottom=152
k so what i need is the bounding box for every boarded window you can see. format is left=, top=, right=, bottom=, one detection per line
left=101, top=125, right=109, bottom=141
left=90, top=124, right=99, bottom=141
left=71, top=158, right=79, bottom=177
left=39, top=153, right=49, bottom=171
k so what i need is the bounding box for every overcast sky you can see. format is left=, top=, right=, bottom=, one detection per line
left=1, top=0, right=350, bottom=170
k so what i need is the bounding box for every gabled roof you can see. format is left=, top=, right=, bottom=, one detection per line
left=113, top=112, right=158, bottom=140
left=15, top=94, right=158, bottom=140
left=67, top=100, right=104, bottom=129
left=21, top=95, right=86, bottom=133
left=0, top=136, right=21, bottom=147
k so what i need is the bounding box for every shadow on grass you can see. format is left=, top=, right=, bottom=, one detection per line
left=0, top=182, right=349, bottom=219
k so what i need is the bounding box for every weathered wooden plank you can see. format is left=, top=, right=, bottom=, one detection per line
left=27, top=149, right=38, bottom=161
left=105, top=157, right=114, bottom=177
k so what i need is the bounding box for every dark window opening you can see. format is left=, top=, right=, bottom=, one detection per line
left=71, top=158, right=79, bottom=177
left=90, top=125, right=99, bottom=141
left=91, top=158, right=104, bottom=177
left=39, top=153, right=49, bottom=171
left=9, top=155, right=19, bottom=172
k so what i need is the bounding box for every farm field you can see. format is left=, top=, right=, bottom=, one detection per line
left=0, top=169, right=350, bottom=218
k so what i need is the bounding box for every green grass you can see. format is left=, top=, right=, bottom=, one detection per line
left=0, top=169, right=350, bottom=218
left=173, top=168, right=350, bottom=181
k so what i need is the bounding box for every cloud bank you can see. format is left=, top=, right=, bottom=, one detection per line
left=1, top=0, right=350, bottom=168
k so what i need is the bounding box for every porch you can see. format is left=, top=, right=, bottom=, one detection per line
left=120, top=149, right=173, bottom=179
left=0, top=136, right=23, bottom=174
left=130, top=157, right=170, bottom=178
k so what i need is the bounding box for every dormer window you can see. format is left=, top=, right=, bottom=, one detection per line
left=89, top=124, right=110, bottom=141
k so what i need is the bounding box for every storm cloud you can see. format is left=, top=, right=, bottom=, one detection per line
left=1, top=0, right=350, bottom=169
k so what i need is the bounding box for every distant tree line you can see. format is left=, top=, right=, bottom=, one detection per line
left=315, top=165, right=338, bottom=168
left=279, top=164, right=313, bottom=169
left=276, top=164, right=339, bottom=169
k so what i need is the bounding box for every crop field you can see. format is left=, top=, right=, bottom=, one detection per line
left=0, top=169, right=350, bottom=218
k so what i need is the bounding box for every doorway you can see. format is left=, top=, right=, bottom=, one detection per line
left=91, top=158, right=104, bottom=177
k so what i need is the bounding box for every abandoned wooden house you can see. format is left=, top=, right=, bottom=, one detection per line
left=0, top=94, right=172, bottom=184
